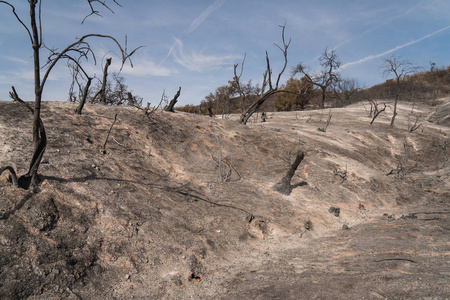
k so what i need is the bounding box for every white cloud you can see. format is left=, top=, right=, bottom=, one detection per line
left=120, top=57, right=177, bottom=77
left=340, top=24, right=450, bottom=70
left=3, top=56, right=30, bottom=65
left=170, top=38, right=239, bottom=71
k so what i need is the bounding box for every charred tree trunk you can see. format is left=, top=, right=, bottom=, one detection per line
left=127, top=92, right=134, bottom=106
left=207, top=107, right=214, bottom=117
left=8, top=86, right=47, bottom=191
left=320, top=87, right=326, bottom=109
left=273, top=151, right=305, bottom=195
left=165, top=87, right=181, bottom=112
left=0, top=166, right=19, bottom=188
left=240, top=90, right=276, bottom=124
left=99, top=57, right=112, bottom=105
left=29, top=1, right=46, bottom=192
left=390, top=83, right=399, bottom=126
left=102, top=113, right=118, bottom=154
left=75, top=76, right=92, bottom=115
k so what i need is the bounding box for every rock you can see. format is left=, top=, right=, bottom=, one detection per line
left=328, top=207, right=340, bottom=217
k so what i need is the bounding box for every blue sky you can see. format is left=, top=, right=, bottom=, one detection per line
left=1, top=0, right=449, bottom=106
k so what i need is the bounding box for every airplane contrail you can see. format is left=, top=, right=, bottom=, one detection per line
left=340, top=24, right=450, bottom=70
left=160, top=0, right=226, bottom=65
left=185, top=0, right=226, bottom=34
left=307, top=0, right=427, bottom=65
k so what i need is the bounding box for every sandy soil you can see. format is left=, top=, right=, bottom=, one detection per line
left=0, top=99, right=449, bottom=299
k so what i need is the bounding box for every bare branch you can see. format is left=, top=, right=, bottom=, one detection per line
left=9, top=86, right=34, bottom=114
left=102, top=113, right=118, bottom=153
left=82, top=0, right=122, bottom=24
left=40, top=34, right=142, bottom=93
left=274, top=22, right=291, bottom=89
left=0, top=1, right=33, bottom=44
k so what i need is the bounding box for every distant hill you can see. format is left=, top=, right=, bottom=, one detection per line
left=361, top=66, right=450, bottom=102
left=177, top=67, right=450, bottom=116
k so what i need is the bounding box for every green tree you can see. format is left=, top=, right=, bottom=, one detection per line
left=275, top=77, right=313, bottom=111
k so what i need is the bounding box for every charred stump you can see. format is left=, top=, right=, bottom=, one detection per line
left=165, top=87, right=181, bottom=112
left=99, top=57, right=112, bottom=105
left=273, top=151, right=305, bottom=195
left=75, top=76, right=92, bottom=115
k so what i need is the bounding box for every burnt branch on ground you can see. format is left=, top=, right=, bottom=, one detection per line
left=273, top=150, right=305, bottom=195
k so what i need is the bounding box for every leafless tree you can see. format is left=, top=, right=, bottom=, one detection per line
left=293, top=47, right=341, bottom=109
left=211, top=135, right=238, bottom=182
left=406, top=102, right=422, bottom=133
left=90, top=57, right=112, bottom=104
left=380, top=54, right=419, bottom=126
left=331, top=78, right=360, bottom=107
left=0, top=0, right=139, bottom=192
left=67, top=61, right=94, bottom=115
left=386, top=142, right=410, bottom=178
left=367, top=98, right=387, bottom=125
left=236, top=23, right=292, bottom=125
left=318, top=109, right=332, bottom=132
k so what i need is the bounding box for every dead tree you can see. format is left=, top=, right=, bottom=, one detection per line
left=68, top=61, right=94, bottom=115
left=367, top=98, right=387, bottom=125
left=165, top=87, right=182, bottom=112
left=380, top=54, right=419, bottom=126
left=102, top=113, right=118, bottom=154
left=386, top=142, right=410, bottom=178
left=407, top=102, right=422, bottom=133
left=237, top=23, right=291, bottom=125
left=261, top=112, right=267, bottom=122
left=0, top=0, right=140, bottom=191
left=273, top=151, right=305, bottom=195
left=93, top=57, right=112, bottom=104
left=207, top=107, right=214, bottom=117
left=318, top=110, right=332, bottom=132
left=293, top=47, right=341, bottom=109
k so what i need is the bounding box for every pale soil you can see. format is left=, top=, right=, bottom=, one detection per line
left=0, top=99, right=449, bottom=299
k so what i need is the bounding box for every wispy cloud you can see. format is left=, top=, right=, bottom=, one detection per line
left=334, top=1, right=427, bottom=52
left=160, top=0, right=226, bottom=65
left=185, top=0, right=226, bottom=34
left=340, top=24, right=450, bottom=70
left=306, top=1, right=427, bottom=65
left=171, top=38, right=239, bottom=71
left=3, top=56, right=30, bottom=65
left=120, top=57, right=177, bottom=77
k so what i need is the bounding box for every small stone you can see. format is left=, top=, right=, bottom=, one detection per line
left=342, top=224, right=349, bottom=230
left=328, top=207, right=340, bottom=217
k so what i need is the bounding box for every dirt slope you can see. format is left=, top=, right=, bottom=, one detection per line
left=0, top=99, right=449, bottom=299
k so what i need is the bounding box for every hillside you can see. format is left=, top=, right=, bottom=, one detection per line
left=0, top=98, right=449, bottom=299
left=363, top=67, right=450, bottom=102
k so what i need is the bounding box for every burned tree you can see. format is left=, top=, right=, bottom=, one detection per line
left=293, top=47, right=341, bottom=109
left=380, top=54, right=419, bottom=126
left=98, top=57, right=112, bottom=104
left=0, top=0, right=139, bottom=192
left=165, top=87, right=182, bottom=112
left=67, top=61, right=94, bottom=115
left=75, top=76, right=93, bottom=114
left=367, top=98, right=387, bottom=125
left=273, top=151, right=305, bottom=195
left=237, top=23, right=291, bottom=125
